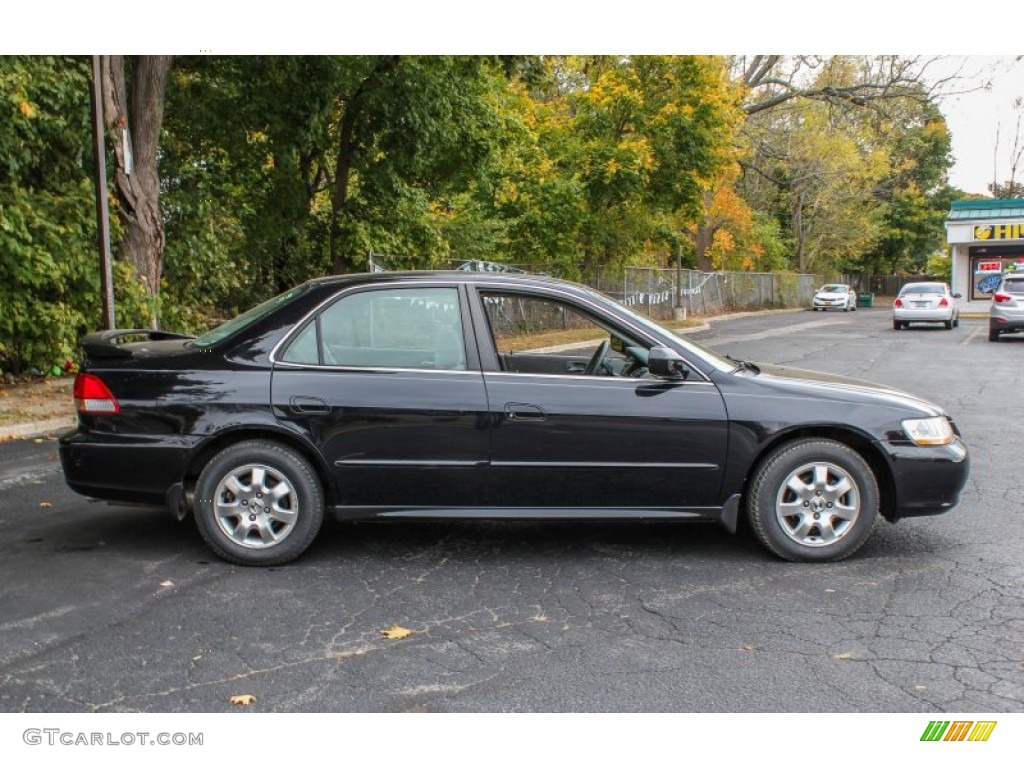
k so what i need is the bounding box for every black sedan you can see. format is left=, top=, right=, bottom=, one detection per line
left=60, top=272, right=969, bottom=565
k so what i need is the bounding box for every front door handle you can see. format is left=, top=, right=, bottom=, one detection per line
left=504, top=402, right=546, bottom=421
left=289, top=396, right=330, bottom=414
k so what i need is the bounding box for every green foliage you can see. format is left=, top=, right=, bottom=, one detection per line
left=0, top=57, right=99, bottom=372
left=926, top=252, right=952, bottom=282
left=1, top=54, right=961, bottom=368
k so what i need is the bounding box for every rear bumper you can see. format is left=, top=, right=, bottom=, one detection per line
left=883, top=437, right=970, bottom=520
left=990, top=315, right=1024, bottom=332
left=893, top=308, right=954, bottom=323
left=59, top=429, right=197, bottom=507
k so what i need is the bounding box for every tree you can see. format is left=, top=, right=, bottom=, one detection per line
left=733, top=57, right=954, bottom=275
left=100, top=55, right=172, bottom=322
left=0, top=56, right=147, bottom=372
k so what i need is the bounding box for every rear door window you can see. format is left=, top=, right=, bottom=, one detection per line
left=309, top=287, right=467, bottom=371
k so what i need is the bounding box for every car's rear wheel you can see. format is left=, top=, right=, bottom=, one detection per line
left=893, top=319, right=902, bottom=330
left=194, top=440, right=324, bottom=566
left=944, top=319, right=953, bottom=330
left=746, top=438, right=879, bottom=562
left=989, top=327, right=1000, bottom=342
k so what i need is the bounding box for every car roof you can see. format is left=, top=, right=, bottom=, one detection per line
left=304, top=270, right=589, bottom=291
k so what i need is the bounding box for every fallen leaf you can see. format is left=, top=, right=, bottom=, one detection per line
left=380, top=625, right=413, bottom=640
left=740, top=643, right=755, bottom=651
left=915, top=685, right=928, bottom=690
left=229, top=694, right=256, bottom=706
left=833, top=652, right=854, bottom=661
left=159, top=580, right=174, bottom=588
left=39, top=502, right=52, bottom=508
left=33, top=438, right=43, bottom=444
left=825, top=588, right=836, bottom=593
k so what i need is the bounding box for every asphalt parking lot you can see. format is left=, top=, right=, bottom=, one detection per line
left=1, top=307, right=1021, bottom=712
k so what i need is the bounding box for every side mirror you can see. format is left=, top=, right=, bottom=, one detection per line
left=648, top=346, right=688, bottom=380
left=953, top=293, right=962, bottom=299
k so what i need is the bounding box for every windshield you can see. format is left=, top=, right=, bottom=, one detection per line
left=819, top=285, right=847, bottom=293
left=192, top=283, right=311, bottom=347
left=899, top=283, right=945, bottom=295
left=1002, top=277, right=1024, bottom=294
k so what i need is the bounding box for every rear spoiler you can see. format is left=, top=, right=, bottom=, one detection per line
left=81, top=329, right=195, bottom=359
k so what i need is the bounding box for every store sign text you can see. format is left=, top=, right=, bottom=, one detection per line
left=974, top=224, right=1024, bottom=240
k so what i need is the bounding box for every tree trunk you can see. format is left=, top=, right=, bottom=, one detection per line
left=101, top=55, right=172, bottom=328
left=329, top=106, right=358, bottom=274
left=692, top=224, right=715, bottom=272
left=328, top=56, right=400, bottom=275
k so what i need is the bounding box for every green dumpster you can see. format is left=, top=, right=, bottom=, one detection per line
left=857, top=292, right=874, bottom=308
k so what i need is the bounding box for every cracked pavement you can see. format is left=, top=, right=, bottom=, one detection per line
left=0, top=308, right=1021, bottom=712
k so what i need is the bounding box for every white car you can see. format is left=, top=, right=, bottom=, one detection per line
left=812, top=284, right=857, bottom=312
left=892, top=282, right=960, bottom=330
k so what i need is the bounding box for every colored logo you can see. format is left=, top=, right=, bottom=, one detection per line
left=977, top=274, right=1003, bottom=294
left=975, top=226, right=993, bottom=240
left=920, top=720, right=997, bottom=742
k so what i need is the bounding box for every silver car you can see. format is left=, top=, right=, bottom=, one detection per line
left=812, top=283, right=857, bottom=312
left=989, top=272, right=1024, bottom=341
left=892, top=282, right=960, bottom=330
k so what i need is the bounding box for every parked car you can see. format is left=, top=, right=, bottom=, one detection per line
left=892, top=282, right=960, bottom=330
left=812, top=284, right=858, bottom=312
left=988, top=272, right=1024, bottom=341
left=60, top=272, right=969, bottom=566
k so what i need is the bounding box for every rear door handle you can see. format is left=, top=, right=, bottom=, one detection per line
left=504, top=402, right=546, bottom=421
left=289, top=396, right=330, bottom=414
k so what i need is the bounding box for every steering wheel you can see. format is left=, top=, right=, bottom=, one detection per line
left=584, top=339, right=610, bottom=376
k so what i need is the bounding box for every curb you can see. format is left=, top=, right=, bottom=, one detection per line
left=0, top=417, right=76, bottom=441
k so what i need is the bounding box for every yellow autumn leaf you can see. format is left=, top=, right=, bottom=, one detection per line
left=229, top=694, right=256, bottom=706
left=39, top=502, right=52, bottom=508
left=833, top=652, right=854, bottom=661
left=380, top=625, right=413, bottom=640
left=19, top=101, right=35, bottom=118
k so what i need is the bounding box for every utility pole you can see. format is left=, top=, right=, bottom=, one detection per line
left=89, top=55, right=116, bottom=330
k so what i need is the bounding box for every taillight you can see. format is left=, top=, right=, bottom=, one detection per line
left=73, top=373, right=120, bottom=415
left=894, top=298, right=904, bottom=308
left=994, top=292, right=1013, bottom=303
left=938, top=297, right=949, bottom=307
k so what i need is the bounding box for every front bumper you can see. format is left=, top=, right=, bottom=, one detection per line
left=883, top=436, right=969, bottom=520
left=59, top=429, right=197, bottom=507
left=813, top=299, right=850, bottom=310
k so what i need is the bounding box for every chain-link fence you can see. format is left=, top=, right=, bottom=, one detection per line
left=384, top=255, right=829, bottom=319
left=618, top=267, right=826, bottom=320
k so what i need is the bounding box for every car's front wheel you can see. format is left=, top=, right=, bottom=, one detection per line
left=746, top=438, right=879, bottom=562
left=194, top=440, right=324, bottom=566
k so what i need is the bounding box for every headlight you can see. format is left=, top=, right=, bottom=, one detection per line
left=902, top=417, right=954, bottom=446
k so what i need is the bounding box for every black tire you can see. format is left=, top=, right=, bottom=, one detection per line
left=953, top=315, right=959, bottom=328
left=944, top=319, right=953, bottom=330
left=194, top=440, right=324, bottom=566
left=893, top=319, right=901, bottom=330
left=746, top=438, right=879, bottom=562
left=989, top=328, right=1000, bottom=342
